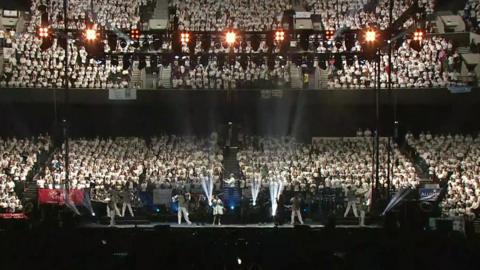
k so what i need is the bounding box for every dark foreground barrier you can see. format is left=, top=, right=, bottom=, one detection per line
left=0, top=225, right=478, bottom=270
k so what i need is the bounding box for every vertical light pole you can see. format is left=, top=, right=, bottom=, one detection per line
left=387, top=0, right=394, bottom=200
left=365, top=29, right=380, bottom=210
left=375, top=48, right=380, bottom=204
left=63, top=0, right=70, bottom=192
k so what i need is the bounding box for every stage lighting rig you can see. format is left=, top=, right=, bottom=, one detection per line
left=275, top=30, right=285, bottom=42
left=325, top=30, right=335, bottom=41
left=225, top=31, right=237, bottom=45
left=130, top=28, right=141, bottom=41
left=180, top=32, right=190, bottom=44
left=37, top=27, right=51, bottom=39
left=84, top=27, right=98, bottom=42
left=413, top=29, right=425, bottom=42
left=365, top=29, right=378, bottom=43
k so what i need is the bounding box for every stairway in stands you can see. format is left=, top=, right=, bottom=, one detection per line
left=222, top=146, right=242, bottom=207
left=149, top=0, right=169, bottom=30
left=290, top=64, right=303, bottom=89
left=129, top=61, right=144, bottom=89
left=400, top=143, right=432, bottom=186
left=223, top=185, right=241, bottom=209
left=23, top=182, right=38, bottom=202
left=158, top=65, right=171, bottom=88
left=318, top=67, right=329, bottom=89
left=223, top=147, right=241, bottom=178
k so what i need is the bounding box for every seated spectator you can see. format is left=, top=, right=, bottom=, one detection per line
left=0, top=134, right=51, bottom=213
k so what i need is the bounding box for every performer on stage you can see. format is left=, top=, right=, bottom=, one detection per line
left=196, top=194, right=209, bottom=225
left=224, top=173, right=237, bottom=187
left=358, top=183, right=371, bottom=226
left=358, top=195, right=368, bottom=226
left=344, top=185, right=359, bottom=218
left=106, top=187, right=121, bottom=218
left=173, top=191, right=192, bottom=225
left=121, top=188, right=134, bottom=217
left=290, top=193, right=304, bottom=225
left=275, top=193, right=286, bottom=225
left=107, top=197, right=117, bottom=226
left=211, top=194, right=224, bottom=226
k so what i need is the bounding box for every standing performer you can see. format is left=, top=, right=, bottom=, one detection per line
left=290, top=193, right=304, bottom=225
left=358, top=183, right=371, bottom=226
left=121, top=188, right=134, bottom=217
left=196, top=194, right=209, bottom=225
left=107, top=197, right=117, bottom=226
left=211, top=194, right=224, bottom=225
left=344, top=185, right=359, bottom=218
left=106, top=187, right=121, bottom=218
left=173, top=191, right=192, bottom=225
left=275, top=193, right=286, bottom=225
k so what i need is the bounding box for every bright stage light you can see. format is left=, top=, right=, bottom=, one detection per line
left=275, top=30, right=285, bottom=42
left=269, top=180, right=284, bottom=217
left=365, top=30, right=377, bottom=43
left=413, top=29, right=424, bottom=42
left=38, top=27, right=50, bottom=38
left=226, top=31, right=236, bottom=45
left=84, top=28, right=98, bottom=41
left=130, top=28, right=141, bottom=41
left=201, top=174, right=214, bottom=206
left=251, top=178, right=261, bottom=206
left=180, top=32, right=190, bottom=44
left=325, top=30, right=334, bottom=41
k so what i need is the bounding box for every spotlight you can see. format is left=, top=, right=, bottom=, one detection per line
left=156, top=208, right=160, bottom=213
left=413, top=29, right=424, bottom=42
left=325, top=30, right=334, bottom=41
left=180, top=32, right=190, bottom=44
left=230, top=205, right=235, bottom=210
left=92, top=212, right=96, bottom=217
left=130, top=28, right=141, bottom=41
left=237, top=257, right=242, bottom=265
left=365, top=29, right=377, bottom=43
left=226, top=31, right=236, bottom=45
left=275, top=30, right=285, bottom=42
left=37, top=27, right=50, bottom=38
left=84, top=28, right=98, bottom=41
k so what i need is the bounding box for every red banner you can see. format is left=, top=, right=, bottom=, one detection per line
left=0, top=213, right=27, bottom=219
left=38, top=189, right=85, bottom=205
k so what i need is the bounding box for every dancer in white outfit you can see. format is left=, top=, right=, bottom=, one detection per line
left=290, top=194, right=304, bottom=225
left=173, top=192, right=192, bottom=225
left=344, top=186, right=359, bottom=218
left=121, top=189, right=134, bottom=217
left=211, top=194, right=224, bottom=225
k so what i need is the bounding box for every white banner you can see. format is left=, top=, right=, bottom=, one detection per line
left=108, top=88, right=137, bottom=100
left=294, top=12, right=312, bottom=19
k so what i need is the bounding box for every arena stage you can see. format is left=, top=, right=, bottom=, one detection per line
left=80, top=222, right=383, bottom=230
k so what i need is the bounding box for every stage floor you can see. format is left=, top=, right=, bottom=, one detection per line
left=80, top=222, right=383, bottom=230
